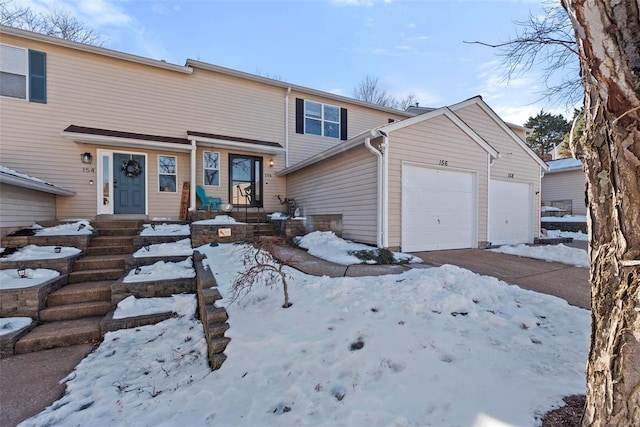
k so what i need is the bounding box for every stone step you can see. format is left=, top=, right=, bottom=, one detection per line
left=209, top=353, right=227, bottom=370
left=205, top=305, right=228, bottom=324
left=69, top=268, right=123, bottom=284
left=201, top=288, right=222, bottom=305
left=92, top=220, right=144, bottom=230
left=47, top=281, right=113, bottom=306
left=90, top=236, right=135, bottom=247
left=39, top=301, right=112, bottom=322
left=14, top=317, right=103, bottom=354
left=208, top=336, right=231, bottom=354
left=73, top=255, right=127, bottom=271
left=86, top=245, right=134, bottom=256
left=207, top=322, right=229, bottom=339
left=97, top=227, right=141, bottom=237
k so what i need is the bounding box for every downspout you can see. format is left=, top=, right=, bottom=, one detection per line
left=380, top=134, right=389, bottom=248
left=188, top=139, right=197, bottom=211
left=364, top=130, right=384, bottom=248
left=285, top=87, right=291, bottom=167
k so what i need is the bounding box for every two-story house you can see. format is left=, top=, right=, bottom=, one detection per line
left=0, top=25, right=547, bottom=251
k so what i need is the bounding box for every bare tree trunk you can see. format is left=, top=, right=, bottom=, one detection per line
left=562, top=1, right=640, bottom=425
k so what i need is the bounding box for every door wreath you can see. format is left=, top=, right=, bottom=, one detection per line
left=121, top=159, right=142, bottom=177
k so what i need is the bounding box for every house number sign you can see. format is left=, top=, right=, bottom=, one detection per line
left=508, top=173, right=514, bottom=178
left=82, top=167, right=95, bottom=173
left=438, top=160, right=449, bottom=166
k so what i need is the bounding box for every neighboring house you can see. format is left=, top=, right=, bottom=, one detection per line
left=0, top=166, right=74, bottom=229
left=542, top=157, right=586, bottom=216
left=0, top=25, right=547, bottom=251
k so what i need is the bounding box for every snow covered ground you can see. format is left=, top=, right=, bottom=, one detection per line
left=545, top=230, right=588, bottom=241
left=489, top=244, right=589, bottom=268
left=295, top=231, right=421, bottom=265
left=0, top=268, right=60, bottom=290
left=0, top=245, right=81, bottom=261
left=113, top=294, right=195, bottom=320
left=122, top=258, right=195, bottom=283
left=541, top=215, right=587, bottom=223
left=192, top=215, right=245, bottom=225
left=140, top=223, right=190, bottom=236
left=133, top=239, right=193, bottom=258
left=22, top=242, right=590, bottom=427
left=0, top=317, right=33, bottom=336
left=33, top=220, right=93, bottom=236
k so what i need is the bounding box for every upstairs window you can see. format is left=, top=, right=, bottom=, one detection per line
left=296, top=98, right=347, bottom=140
left=158, top=155, right=177, bottom=192
left=0, top=44, right=46, bottom=103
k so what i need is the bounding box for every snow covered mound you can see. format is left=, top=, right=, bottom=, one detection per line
left=133, top=238, right=193, bottom=258
left=123, top=258, right=195, bottom=283
left=0, top=268, right=60, bottom=290
left=489, top=244, right=589, bottom=268
left=140, top=223, right=190, bottom=236
left=0, top=245, right=81, bottom=261
left=34, top=220, right=93, bottom=235
left=0, top=317, right=33, bottom=336
left=192, top=215, right=245, bottom=225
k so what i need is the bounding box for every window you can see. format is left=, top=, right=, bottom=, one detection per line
left=0, top=44, right=46, bottom=103
left=158, top=155, right=177, bottom=192
left=203, top=151, right=220, bottom=186
left=296, top=98, right=348, bottom=140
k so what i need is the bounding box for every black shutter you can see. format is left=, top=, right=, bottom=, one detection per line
left=340, top=108, right=348, bottom=140
left=295, top=98, right=304, bottom=134
left=28, top=50, right=46, bottom=103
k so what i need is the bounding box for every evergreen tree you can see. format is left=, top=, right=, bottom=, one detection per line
left=523, top=110, right=571, bottom=158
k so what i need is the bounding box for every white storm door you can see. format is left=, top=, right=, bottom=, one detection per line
left=489, top=180, right=532, bottom=245
left=402, top=165, right=476, bottom=252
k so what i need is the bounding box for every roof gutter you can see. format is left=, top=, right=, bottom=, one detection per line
left=60, top=132, right=194, bottom=152
left=188, top=139, right=197, bottom=212
left=363, top=129, right=389, bottom=248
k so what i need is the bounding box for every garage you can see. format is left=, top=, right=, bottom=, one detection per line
left=489, top=180, right=532, bottom=245
left=402, top=164, right=476, bottom=252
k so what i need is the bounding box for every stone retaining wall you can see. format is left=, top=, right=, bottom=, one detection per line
left=0, top=235, right=92, bottom=251
left=111, top=276, right=197, bottom=305
left=191, top=224, right=254, bottom=247
left=0, top=253, right=82, bottom=275
left=273, top=214, right=342, bottom=238
left=541, top=221, right=587, bottom=233
left=0, top=275, right=67, bottom=319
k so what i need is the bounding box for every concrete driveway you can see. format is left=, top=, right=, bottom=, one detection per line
left=413, top=249, right=591, bottom=310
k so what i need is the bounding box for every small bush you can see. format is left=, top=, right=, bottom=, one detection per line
left=349, top=248, right=397, bottom=265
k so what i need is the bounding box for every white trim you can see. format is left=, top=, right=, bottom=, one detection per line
left=0, top=172, right=74, bottom=196
left=364, top=136, right=384, bottom=248
left=189, top=135, right=285, bottom=155
left=61, top=132, right=193, bottom=152
left=448, top=96, right=549, bottom=171
left=303, top=99, right=341, bottom=139
left=380, top=107, right=499, bottom=158
left=202, top=150, right=221, bottom=187
left=157, top=154, right=178, bottom=193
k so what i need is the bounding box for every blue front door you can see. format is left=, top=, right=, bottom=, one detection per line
left=114, top=153, right=145, bottom=214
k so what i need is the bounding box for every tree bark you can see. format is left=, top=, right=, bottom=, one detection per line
left=561, top=1, right=640, bottom=425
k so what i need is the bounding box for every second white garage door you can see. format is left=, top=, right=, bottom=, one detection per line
left=489, top=180, right=532, bottom=245
left=402, top=165, right=476, bottom=252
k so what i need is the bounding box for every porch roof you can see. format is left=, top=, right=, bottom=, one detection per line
left=61, top=125, right=193, bottom=152
left=0, top=165, right=75, bottom=196
left=187, top=131, right=285, bottom=155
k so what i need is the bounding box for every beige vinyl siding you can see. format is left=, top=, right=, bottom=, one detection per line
left=286, top=145, right=378, bottom=245
left=287, top=90, right=406, bottom=165
left=0, top=183, right=56, bottom=226
left=542, top=170, right=587, bottom=215
left=453, top=104, right=542, bottom=237
left=0, top=34, right=287, bottom=219
left=387, top=115, right=490, bottom=248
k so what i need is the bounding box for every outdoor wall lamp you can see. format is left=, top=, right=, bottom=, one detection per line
left=81, top=152, right=93, bottom=164
left=269, top=158, right=275, bottom=168
left=17, top=267, right=26, bottom=278
left=54, top=246, right=62, bottom=253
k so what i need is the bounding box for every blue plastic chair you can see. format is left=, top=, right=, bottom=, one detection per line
left=196, top=185, right=222, bottom=211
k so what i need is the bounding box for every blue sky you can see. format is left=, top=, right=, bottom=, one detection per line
left=18, top=0, right=577, bottom=125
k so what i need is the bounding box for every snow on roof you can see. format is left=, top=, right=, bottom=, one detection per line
left=546, top=157, right=583, bottom=172
left=0, top=165, right=75, bottom=195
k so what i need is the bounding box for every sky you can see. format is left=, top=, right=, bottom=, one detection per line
left=10, top=234, right=590, bottom=426
left=9, top=0, right=580, bottom=126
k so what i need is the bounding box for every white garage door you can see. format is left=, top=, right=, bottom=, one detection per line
left=490, top=180, right=532, bottom=245
left=402, top=165, right=475, bottom=252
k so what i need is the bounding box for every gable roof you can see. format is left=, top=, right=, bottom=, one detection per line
left=546, top=157, right=583, bottom=173
left=448, top=96, right=549, bottom=171
left=0, top=25, right=413, bottom=118
left=380, top=106, right=499, bottom=158
left=0, top=165, right=75, bottom=195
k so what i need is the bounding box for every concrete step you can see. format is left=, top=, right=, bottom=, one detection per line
left=40, top=301, right=112, bottom=322
left=47, top=281, right=113, bottom=306
left=69, top=268, right=123, bottom=284
left=207, top=322, right=229, bottom=339
left=205, top=305, right=228, bottom=324
left=73, top=255, right=126, bottom=271
left=86, top=245, right=134, bottom=256
left=208, top=336, right=231, bottom=354
left=201, top=288, right=222, bottom=305
left=90, top=236, right=135, bottom=247
left=14, top=317, right=103, bottom=354
left=97, top=227, right=141, bottom=237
